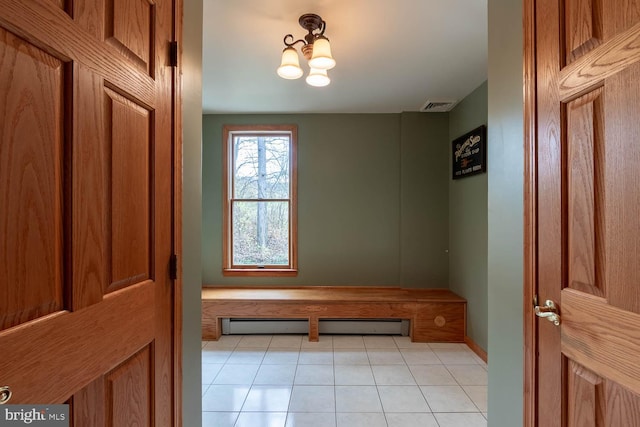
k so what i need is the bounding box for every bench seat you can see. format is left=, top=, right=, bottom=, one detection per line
left=202, top=286, right=466, bottom=342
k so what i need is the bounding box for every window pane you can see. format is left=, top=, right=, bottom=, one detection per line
left=233, top=135, right=290, bottom=199
left=232, top=201, right=289, bottom=265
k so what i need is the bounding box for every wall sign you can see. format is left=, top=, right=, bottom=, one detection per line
left=452, top=125, right=486, bottom=179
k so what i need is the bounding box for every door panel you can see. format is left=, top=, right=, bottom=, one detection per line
left=602, top=63, right=640, bottom=312
left=535, top=0, right=640, bottom=424
left=567, top=361, right=604, bottom=427
left=72, top=64, right=107, bottom=309
left=606, top=3, right=640, bottom=35
left=565, top=0, right=603, bottom=63
left=605, top=382, right=640, bottom=425
left=0, top=0, right=175, bottom=424
left=106, top=346, right=152, bottom=427
left=108, top=87, right=152, bottom=292
left=565, top=88, right=604, bottom=297
left=0, top=27, right=65, bottom=330
left=73, top=378, right=106, bottom=426
left=105, top=0, right=154, bottom=75
left=74, top=0, right=104, bottom=40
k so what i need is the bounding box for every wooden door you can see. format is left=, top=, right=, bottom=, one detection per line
left=532, top=0, right=640, bottom=425
left=0, top=0, right=178, bottom=424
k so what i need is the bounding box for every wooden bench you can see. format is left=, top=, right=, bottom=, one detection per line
left=202, top=286, right=466, bottom=342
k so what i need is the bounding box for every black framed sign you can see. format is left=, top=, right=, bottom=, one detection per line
left=452, top=125, right=486, bottom=179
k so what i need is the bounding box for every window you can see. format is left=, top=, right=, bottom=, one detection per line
left=222, top=125, right=298, bottom=276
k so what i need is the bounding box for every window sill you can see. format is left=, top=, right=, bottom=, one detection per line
left=222, top=268, right=298, bottom=277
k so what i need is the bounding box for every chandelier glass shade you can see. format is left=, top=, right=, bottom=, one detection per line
left=277, top=13, right=335, bottom=86
left=306, top=68, right=330, bottom=87
left=277, top=47, right=304, bottom=79
left=308, top=36, right=336, bottom=70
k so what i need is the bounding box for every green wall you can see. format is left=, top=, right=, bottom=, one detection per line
left=488, top=0, right=524, bottom=424
left=202, top=113, right=450, bottom=287
left=401, top=113, right=450, bottom=285
left=448, top=82, right=488, bottom=352
left=182, top=0, right=202, bottom=425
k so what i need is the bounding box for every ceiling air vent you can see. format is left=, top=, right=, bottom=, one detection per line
left=420, top=100, right=457, bottom=112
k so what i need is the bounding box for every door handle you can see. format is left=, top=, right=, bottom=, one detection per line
left=0, top=386, right=11, bottom=404
left=534, top=299, right=560, bottom=326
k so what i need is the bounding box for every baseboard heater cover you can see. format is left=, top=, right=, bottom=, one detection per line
left=222, top=318, right=409, bottom=336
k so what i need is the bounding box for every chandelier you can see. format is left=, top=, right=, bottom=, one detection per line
left=277, top=13, right=336, bottom=87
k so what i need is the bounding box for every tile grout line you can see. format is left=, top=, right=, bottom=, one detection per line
left=203, top=335, right=487, bottom=427
left=443, top=360, right=488, bottom=414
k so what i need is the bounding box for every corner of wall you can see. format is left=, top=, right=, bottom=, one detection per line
left=447, top=82, right=488, bottom=352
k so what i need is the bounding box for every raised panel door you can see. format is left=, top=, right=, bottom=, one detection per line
left=0, top=0, right=177, bottom=424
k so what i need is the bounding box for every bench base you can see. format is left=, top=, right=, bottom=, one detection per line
left=202, top=287, right=466, bottom=343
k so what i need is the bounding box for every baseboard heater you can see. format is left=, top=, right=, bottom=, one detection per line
left=221, top=318, right=410, bottom=336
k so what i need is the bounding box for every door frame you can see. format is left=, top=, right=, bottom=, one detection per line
left=172, top=0, right=184, bottom=425
left=523, top=0, right=538, bottom=425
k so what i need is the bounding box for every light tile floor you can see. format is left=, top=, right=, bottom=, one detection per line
left=202, top=335, right=488, bottom=427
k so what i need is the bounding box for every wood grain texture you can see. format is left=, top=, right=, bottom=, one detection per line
left=561, top=288, right=640, bottom=395
left=605, top=381, right=640, bottom=426
left=603, top=62, right=640, bottom=313
left=201, top=287, right=466, bottom=343
left=0, top=27, right=65, bottom=330
left=0, top=281, right=154, bottom=403
left=536, top=0, right=566, bottom=423
left=289, top=126, right=298, bottom=275
left=532, top=0, right=640, bottom=425
left=412, top=303, right=465, bottom=342
left=105, top=0, right=153, bottom=74
left=202, top=286, right=467, bottom=302
left=1, top=0, right=177, bottom=423
left=73, top=0, right=106, bottom=40
left=0, top=0, right=155, bottom=108
left=150, top=0, right=176, bottom=421
left=566, top=89, right=604, bottom=296
left=605, top=0, right=640, bottom=37
left=73, top=377, right=106, bottom=427
left=222, top=269, right=299, bottom=277
left=308, top=315, right=319, bottom=342
left=107, top=88, right=151, bottom=292
left=202, top=316, right=222, bottom=341
left=202, top=301, right=416, bottom=319
left=221, top=125, right=231, bottom=274
left=568, top=361, right=605, bottom=427
left=566, top=0, right=603, bottom=63
left=560, top=21, right=640, bottom=100
left=52, top=0, right=66, bottom=12
left=72, top=64, right=107, bottom=310
left=107, top=346, right=152, bottom=427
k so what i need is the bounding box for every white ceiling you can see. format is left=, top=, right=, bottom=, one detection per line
left=202, top=0, right=487, bottom=114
